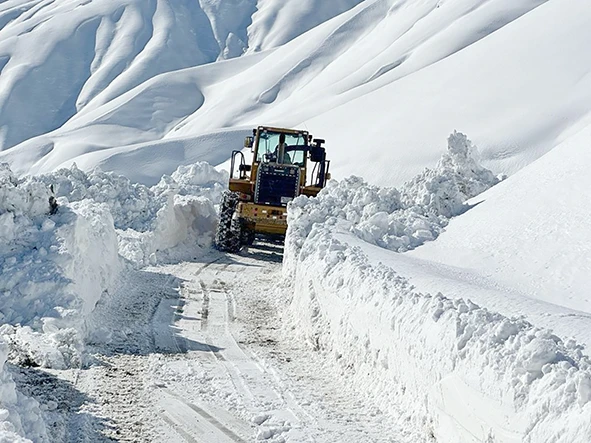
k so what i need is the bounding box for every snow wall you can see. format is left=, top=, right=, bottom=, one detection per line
left=283, top=134, right=591, bottom=442
left=0, top=161, right=225, bottom=441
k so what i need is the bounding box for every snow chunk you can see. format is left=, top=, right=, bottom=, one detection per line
left=402, top=131, right=499, bottom=217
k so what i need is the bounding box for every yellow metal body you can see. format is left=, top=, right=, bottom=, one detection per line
left=229, top=126, right=327, bottom=237
left=235, top=202, right=288, bottom=235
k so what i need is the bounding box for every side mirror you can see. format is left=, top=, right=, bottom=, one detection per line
left=239, top=164, right=251, bottom=172
left=310, top=145, right=325, bottom=162
left=244, top=136, right=254, bottom=149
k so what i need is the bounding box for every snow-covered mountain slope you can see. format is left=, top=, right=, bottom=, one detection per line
left=3, top=0, right=590, bottom=186
left=0, top=0, right=360, bottom=155
left=409, top=123, right=591, bottom=315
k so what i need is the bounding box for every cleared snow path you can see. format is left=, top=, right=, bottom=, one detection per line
left=14, top=243, right=409, bottom=442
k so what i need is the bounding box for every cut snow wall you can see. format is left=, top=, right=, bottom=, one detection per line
left=1, top=161, right=223, bottom=367
left=284, top=225, right=591, bottom=442
left=0, top=341, right=46, bottom=442
left=283, top=133, right=589, bottom=442
left=0, top=160, right=224, bottom=440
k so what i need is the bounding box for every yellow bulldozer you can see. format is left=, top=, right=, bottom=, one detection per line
left=214, top=126, right=331, bottom=252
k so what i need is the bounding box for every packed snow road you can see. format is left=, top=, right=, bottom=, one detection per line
left=14, top=242, right=414, bottom=443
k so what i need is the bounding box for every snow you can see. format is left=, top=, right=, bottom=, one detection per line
left=283, top=130, right=591, bottom=442
left=1, top=159, right=224, bottom=334
left=0, top=340, right=45, bottom=443
left=284, top=220, right=591, bottom=443
left=0, top=160, right=225, bottom=441
left=1, top=0, right=591, bottom=441
left=286, top=131, right=498, bottom=256
left=410, top=123, right=591, bottom=315
left=2, top=0, right=591, bottom=187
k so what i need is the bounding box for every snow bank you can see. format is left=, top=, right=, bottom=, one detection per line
left=287, top=132, right=497, bottom=259
left=284, top=225, right=591, bottom=442
left=401, top=131, right=499, bottom=218
left=1, top=161, right=224, bottom=362
left=284, top=133, right=590, bottom=441
left=116, top=193, right=218, bottom=266
left=0, top=160, right=224, bottom=440
left=34, top=162, right=225, bottom=266
left=1, top=165, right=120, bottom=367
left=0, top=340, right=45, bottom=443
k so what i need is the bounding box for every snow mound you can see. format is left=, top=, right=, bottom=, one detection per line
left=152, top=162, right=228, bottom=203
left=0, top=339, right=46, bottom=443
left=287, top=132, right=497, bottom=257
left=401, top=131, right=499, bottom=217
left=116, top=193, right=218, bottom=267
left=36, top=165, right=158, bottom=232
left=0, top=164, right=53, bottom=241
left=118, top=162, right=224, bottom=266
left=284, top=225, right=591, bottom=442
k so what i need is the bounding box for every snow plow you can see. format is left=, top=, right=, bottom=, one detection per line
left=214, top=126, right=331, bottom=252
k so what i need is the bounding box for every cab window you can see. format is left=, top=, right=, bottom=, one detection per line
left=256, top=131, right=307, bottom=166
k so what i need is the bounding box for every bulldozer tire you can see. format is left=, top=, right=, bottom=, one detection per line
left=214, top=191, right=241, bottom=252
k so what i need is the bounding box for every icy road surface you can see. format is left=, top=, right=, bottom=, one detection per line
left=14, top=243, right=414, bottom=442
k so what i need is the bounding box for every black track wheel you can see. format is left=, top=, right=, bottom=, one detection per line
left=214, top=191, right=241, bottom=252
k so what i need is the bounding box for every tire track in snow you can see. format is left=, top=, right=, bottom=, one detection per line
left=158, top=387, right=246, bottom=443
left=200, top=278, right=256, bottom=402
left=152, top=249, right=406, bottom=442
left=154, top=257, right=254, bottom=442
left=196, top=270, right=313, bottom=441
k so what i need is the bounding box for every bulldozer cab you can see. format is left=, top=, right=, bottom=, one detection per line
left=231, top=126, right=329, bottom=192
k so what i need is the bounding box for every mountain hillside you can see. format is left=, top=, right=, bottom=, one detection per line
left=2, top=0, right=590, bottom=186
left=410, top=122, right=591, bottom=315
